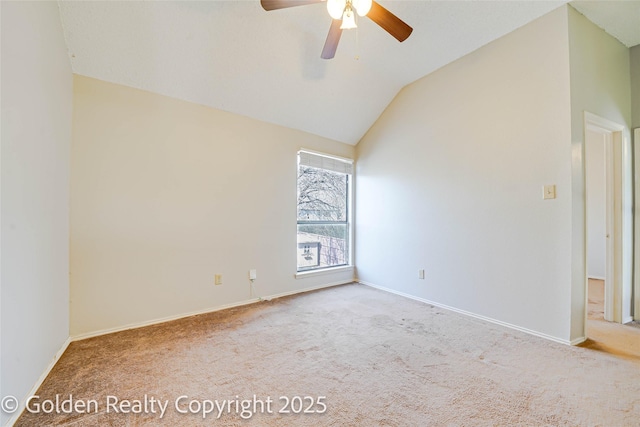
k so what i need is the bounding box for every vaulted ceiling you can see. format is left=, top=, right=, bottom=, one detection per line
left=58, top=0, right=640, bottom=145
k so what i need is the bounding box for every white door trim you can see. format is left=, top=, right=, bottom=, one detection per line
left=583, top=112, right=629, bottom=328
left=634, top=128, right=640, bottom=321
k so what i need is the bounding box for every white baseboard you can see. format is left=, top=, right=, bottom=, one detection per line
left=72, top=279, right=353, bottom=341
left=358, top=280, right=572, bottom=346
left=72, top=299, right=264, bottom=341
left=570, top=336, right=587, bottom=345
left=259, top=280, right=351, bottom=301
left=623, top=316, right=633, bottom=324
left=5, top=337, right=72, bottom=427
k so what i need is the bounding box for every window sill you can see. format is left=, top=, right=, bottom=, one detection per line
left=295, top=265, right=354, bottom=279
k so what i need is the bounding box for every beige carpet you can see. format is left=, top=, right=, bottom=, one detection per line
left=15, top=283, right=640, bottom=426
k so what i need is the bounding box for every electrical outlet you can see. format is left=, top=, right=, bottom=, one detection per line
left=418, top=269, right=425, bottom=280
left=249, top=269, right=257, bottom=281
left=215, top=274, right=222, bottom=286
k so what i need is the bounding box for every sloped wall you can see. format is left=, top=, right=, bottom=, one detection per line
left=355, top=7, right=573, bottom=342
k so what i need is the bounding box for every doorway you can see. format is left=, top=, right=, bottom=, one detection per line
left=583, top=112, right=631, bottom=337
left=585, top=128, right=610, bottom=321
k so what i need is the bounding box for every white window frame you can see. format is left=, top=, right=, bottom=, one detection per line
left=295, top=149, right=354, bottom=275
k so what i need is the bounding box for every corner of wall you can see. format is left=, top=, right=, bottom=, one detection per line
left=1, top=2, right=72, bottom=425
left=355, top=5, right=574, bottom=343
left=567, top=6, right=633, bottom=340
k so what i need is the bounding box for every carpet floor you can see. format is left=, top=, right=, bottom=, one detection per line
left=15, top=283, right=640, bottom=426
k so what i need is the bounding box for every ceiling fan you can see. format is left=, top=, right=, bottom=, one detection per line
left=260, top=0, right=413, bottom=59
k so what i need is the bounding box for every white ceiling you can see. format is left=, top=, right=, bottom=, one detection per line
left=57, top=0, right=640, bottom=145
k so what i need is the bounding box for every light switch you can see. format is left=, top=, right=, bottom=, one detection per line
left=543, top=185, right=556, bottom=200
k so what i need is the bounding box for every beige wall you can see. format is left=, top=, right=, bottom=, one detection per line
left=355, top=7, right=574, bottom=342
left=568, top=5, right=633, bottom=336
left=1, top=1, right=72, bottom=424
left=632, top=45, right=640, bottom=129
left=70, top=76, right=354, bottom=336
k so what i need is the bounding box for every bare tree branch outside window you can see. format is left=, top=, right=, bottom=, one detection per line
left=297, top=165, right=349, bottom=270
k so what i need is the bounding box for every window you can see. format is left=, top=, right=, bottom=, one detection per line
left=297, top=150, right=353, bottom=272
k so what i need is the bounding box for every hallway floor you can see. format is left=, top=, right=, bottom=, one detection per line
left=580, top=279, right=640, bottom=363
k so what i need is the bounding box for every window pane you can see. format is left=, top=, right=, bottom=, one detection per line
left=297, top=166, right=347, bottom=222
left=297, top=224, right=348, bottom=270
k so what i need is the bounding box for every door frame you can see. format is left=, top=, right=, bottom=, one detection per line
left=583, top=112, right=629, bottom=328
left=585, top=125, right=614, bottom=320
left=634, top=128, right=640, bottom=321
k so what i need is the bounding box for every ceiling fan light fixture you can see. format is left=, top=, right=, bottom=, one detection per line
left=353, top=0, right=372, bottom=16
left=327, top=0, right=346, bottom=20
left=340, top=7, right=357, bottom=29
left=260, top=0, right=413, bottom=59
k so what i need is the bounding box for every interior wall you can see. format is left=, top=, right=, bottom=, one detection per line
left=585, top=129, right=606, bottom=279
left=1, top=1, right=72, bottom=424
left=567, top=6, right=632, bottom=333
left=355, top=7, right=573, bottom=342
left=631, top=45, right=640, bottom=129
left=71, top=76, right=354, bottom=336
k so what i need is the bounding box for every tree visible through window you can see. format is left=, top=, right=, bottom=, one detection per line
left=297, top=151, right=352, bottom=271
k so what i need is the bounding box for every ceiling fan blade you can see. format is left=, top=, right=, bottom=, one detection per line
left=260, top=0, right=324, bottom=11
left=367, top=1, right=413, bottom=42
left=321, top=19, right=343, bottom=59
